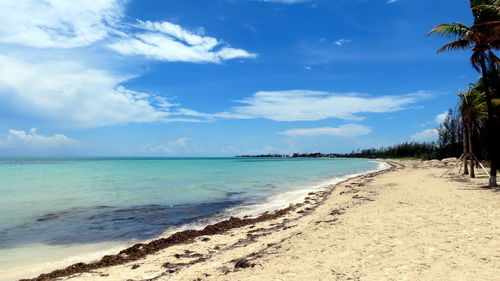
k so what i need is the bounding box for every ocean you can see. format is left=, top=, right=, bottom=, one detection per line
left=0, top=157, right=384, bottom=280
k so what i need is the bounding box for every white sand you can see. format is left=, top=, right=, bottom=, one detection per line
left=30, top=160, right=500, bottom=281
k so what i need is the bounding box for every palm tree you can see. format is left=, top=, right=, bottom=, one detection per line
left=459, top=90, right=471, bottom=176
left=429, top=0, right=499, bottom=186
left=459, top=84, right=487, bottom=178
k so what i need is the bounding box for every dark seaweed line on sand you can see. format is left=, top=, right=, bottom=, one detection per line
left=21, top=161, right=396, bottom=281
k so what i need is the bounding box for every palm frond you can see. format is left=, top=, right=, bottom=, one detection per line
left=487, top=50, right=500, bottom=67
left=471, top=0, right=500, bottom=25
left=459, top=81, right=489, bottom=122
left=470, top=0, right=500, bottom=11
left=471, top=50, right=484, bottom=72
left=473, top=4, right=500, bottom=14
left=437, top=40, right=473, bottom=52
left=470, top=0, right=499, bottom=7
left=428, top=23, right=469, bottom=38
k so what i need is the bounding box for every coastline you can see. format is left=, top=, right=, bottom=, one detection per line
left=17, top=160, right=391, bottom=281
left=18, top=159, right=500, bottom=280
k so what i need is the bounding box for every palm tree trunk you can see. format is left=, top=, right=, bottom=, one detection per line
left=468, top=123, right=475, bottom=178
left=463, top=121, right=469, bottom=175
left=479, top=55, right=497, bottom=187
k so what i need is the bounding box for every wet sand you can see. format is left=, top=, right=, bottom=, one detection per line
left=23, top=160, right=500, bottom=281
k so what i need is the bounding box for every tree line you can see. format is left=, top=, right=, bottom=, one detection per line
left=430, top=0, right=499, bottom=186
left=237, top=143, right=438, bottom=160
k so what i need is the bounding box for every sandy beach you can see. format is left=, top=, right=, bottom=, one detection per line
left=24, top=160, right=499, bottom=281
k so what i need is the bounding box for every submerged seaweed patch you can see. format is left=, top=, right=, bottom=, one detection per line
left=21, top=205, right=298, bottom=281
left=0, top=201, right=242, bottom=249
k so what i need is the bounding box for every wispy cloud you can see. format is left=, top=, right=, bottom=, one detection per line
left=0, top=1, right=255, bottom=63
left=435, top=111, right=449, bottom=124
left=140, top=138, right=207, bottom=155
left=0, top=55, right=166, bottom=127
left=0, top=128, right=79, bottom=148
left=334, top=38, right=352, bottom=47
left=0, top=0, right=257, bottom=128
left=168, top=138, right=191, bottom=147
left=414, top=110, right=448, bottom=142
left=279, top=124, right=372, bottom=137
left=0, top=54, right=433, bottom=128
left=225, top=90, right=428, bottom=122
left=224, top=145, right=291, bottom=156
left=420, top=111, right=449, bottom=128
left=108, top=20, right=257, bottom=63
left=410, top=129, right=438, bottom=142
left=0, top=0, right=124, bottom=48
left=142, top=137, right=191, bottom=153
left=0, top=55, right=214, bottom=127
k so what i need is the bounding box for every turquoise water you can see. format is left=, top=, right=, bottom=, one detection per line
left=0, top=157, right=381, bottom=280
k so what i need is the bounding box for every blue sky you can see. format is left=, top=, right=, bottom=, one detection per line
left=0, top=0, right=478, bottom=156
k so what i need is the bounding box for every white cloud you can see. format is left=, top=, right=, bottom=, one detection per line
left=141, top=138, right=198, bottom=154
left=107, top=20, right=257, bottom=63
left=168, top=137, right=190, bottom=147
left=279, top=124, right=372, bottom=137
left=0, top=128, right=78, bottom=148
left=410, top=129, right=438, bottom=142
left=0, top=1, right=257, bottom=129
left=334, top=38, right=352, bottom=47
left=0, top=0, right=124, bottom=48
left=419, top=111, right=450, bottom=127
left=0, top=1, right=255, bottom=63
left=227, top=145, right=289, bottom=156
left=227, top=90, right=426, bottom=122
left=413, top=110, right=448, bottom=142
left=435, top=111, right=449, bottom=124
left=0, top=55, right=432, bottom=127
left=0, top=55, right=212, bottom=127
left=387, top=0, right=399, bottom=3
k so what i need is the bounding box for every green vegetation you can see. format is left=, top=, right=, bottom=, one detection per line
left=341, top=142, right=438, bottom=160
left=436, top=109, right=463, bottom=159
left=429, top=0, right=500, bottom=186
left=238, top=142, right=439, bottom=160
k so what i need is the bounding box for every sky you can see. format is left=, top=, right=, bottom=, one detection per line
left=0, top=0, right=479, bottom=156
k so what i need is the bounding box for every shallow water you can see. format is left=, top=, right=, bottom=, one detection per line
left=0, top=157, right=381, bottom=280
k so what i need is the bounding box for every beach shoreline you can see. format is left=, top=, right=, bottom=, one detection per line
left=15, top=160, right=391, bottom=281
left=17, top=159, right=500, bottom=281
left=0, top=158, right=380, bottom=281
